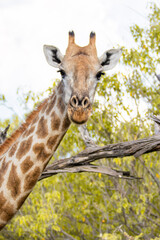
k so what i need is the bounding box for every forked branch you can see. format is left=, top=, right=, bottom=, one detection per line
left=39, top=121, right=160, bottom=181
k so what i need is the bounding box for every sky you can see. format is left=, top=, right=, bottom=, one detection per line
left=0, top=0, right=159, bottom=120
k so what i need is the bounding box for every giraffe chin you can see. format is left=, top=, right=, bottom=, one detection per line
left=67, top=106, right=92, bottom=125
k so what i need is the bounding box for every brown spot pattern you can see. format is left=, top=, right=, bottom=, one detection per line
left=24, top=126, right=35, bottom=138
left=57, top=82, right=64, bottom=95
left=33, top=143, right=50, bottom=162
left=0, top=191, right=6, bottom=208
left=0, top=159, right=10, bottom=188
left=0, top=193, right=15, bottom=225
left=0, top=174, right=3, bottom=189
left=51, top=112, right=60, bottom=131
left=9, top=142, right=18, bottom=157
left=7, top=164, right=21, bottom=199
left=0, top=99, right=47, bottom=157
left=41, top=103, right=47, bottom=114
left=47, top=134, right=59, bottom=150
left=0, top=202, right=14, bottom=222
left=42, top=158, right=51, bottom=171
left=57, top=97, right=65, bottom=115
left=24, top=166, right=41, bottom=191
left=32, top=116, right=38, bottom=124
left=16, top=136, right=33, bottom=160
left=46, top=97, right=56, bottom=115
left=17, top=193, right=30, bottom=208
left=54, top=132, right=66, bottom=152
left=36, top=116, right=48, bottom=139
left=21, top=156, right=33, bottom=174
left=62, top=115, right=71, bottom=131
left=0, top=223, right=5, bottom=230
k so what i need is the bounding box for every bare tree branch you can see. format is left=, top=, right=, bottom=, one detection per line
left=39, top=164, right=140, bottom=181
left=139, top=156, right=160, bottom=189
left=39, top=119, right=160, bottom=181
left=155, top=73, right=160, bottom=82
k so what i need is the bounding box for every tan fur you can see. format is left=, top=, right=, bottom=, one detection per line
left=68, top=105, right=91, bottom=124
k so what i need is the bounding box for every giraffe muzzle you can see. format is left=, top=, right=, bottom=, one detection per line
left=68, top=95, right=92, bottom=124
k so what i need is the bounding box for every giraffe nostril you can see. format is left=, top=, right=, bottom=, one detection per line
left=82, top=97, right=90, bottom=108
left=70, top=96, right=78, bottom=108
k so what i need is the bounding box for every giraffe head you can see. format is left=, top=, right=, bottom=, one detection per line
left=43, top=31, right=121, bottom=124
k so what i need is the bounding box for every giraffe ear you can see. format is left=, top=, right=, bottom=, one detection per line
left=43, top=45, right=64, bottom=68
left=99, top=48, right=122, bottom=71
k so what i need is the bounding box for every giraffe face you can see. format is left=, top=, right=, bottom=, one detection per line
left=43, top=32, right=121, bottom=124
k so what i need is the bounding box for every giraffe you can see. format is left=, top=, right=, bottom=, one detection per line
left=0, top=31, right=121, bottom=230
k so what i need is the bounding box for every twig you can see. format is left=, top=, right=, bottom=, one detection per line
left=150, top=115, right=160, bottom=125
left=155, top=73, right=160, bottom=82
left=146, top=216, right=160, bottom=228
left=78, top=124, right=96, bottom=147
left=58, top=227, right=77, bottom=240
left=114, top=225, right=135, bottom=240
left=146, top=200, right=160, bottom=215
left=138, top=156, right=160, bottom=189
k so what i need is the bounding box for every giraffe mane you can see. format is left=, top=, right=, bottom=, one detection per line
left=0, top=99, right=48, bottom=157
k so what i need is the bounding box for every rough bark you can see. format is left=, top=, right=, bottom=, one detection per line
left=39, top=124, right=160, bottom=181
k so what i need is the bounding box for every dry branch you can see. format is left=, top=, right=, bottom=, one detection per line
left=39, top=164, right=139, bottom=181
left=39, top=123, right=160, bottom=181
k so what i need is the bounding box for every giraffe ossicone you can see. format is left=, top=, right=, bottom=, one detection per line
left=0, top=32, right=121, bottom=230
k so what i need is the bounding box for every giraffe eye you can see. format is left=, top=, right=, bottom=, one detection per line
left=58, top=69, right=66, bottom=78
left=96, top=71, right=105, bottom=81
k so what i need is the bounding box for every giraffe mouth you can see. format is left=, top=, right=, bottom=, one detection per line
left=67, top=105, right=92, bottom=125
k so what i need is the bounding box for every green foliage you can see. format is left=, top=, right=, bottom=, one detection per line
left=1, top=3, right=160, bottom=239
left=0, top=94, right=6, bottom=102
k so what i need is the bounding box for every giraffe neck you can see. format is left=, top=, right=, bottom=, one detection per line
left=0, top=81, right=71, bottom=230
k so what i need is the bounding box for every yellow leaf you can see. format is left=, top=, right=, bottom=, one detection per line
left=134, top=135, right=137, bottom=140
left=52, top=225, right=60, bottom=232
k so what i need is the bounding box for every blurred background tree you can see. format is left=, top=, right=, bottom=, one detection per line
left=0, top=3, right=160, bottom=240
